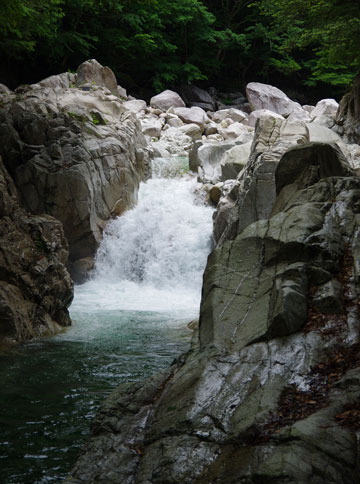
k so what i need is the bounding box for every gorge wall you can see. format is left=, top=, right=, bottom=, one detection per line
left=2, top=59, right=360, bottom=481
left=0, top=59, right=151, bottom=342
left=65, top=83, right=360, bottom=483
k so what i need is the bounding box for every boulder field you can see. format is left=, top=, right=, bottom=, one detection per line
left=2, top=60, right=360, bottom=482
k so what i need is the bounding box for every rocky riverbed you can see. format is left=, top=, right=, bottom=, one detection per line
left=1, top=59, right=360, bottom=483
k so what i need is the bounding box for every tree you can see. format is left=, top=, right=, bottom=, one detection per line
left=0, top=0, right=63, bottom=57
left=259, top=0, right=360, bottom=89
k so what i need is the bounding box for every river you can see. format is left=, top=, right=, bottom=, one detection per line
left=0, top=157, right=213, bottom=483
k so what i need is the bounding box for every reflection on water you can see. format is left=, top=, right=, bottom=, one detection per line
left=0, top=310, right=192, bottom=483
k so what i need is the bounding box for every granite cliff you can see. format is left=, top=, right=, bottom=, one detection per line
left=66, top=91, right=360, bottom=483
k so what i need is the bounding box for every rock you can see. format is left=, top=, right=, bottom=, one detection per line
left=337, top=142, right=360, bottom=172
left=76, top=59, right=118, bottom=95
left=0, top=68, right=151, bottom=262
left=248, top=109, right=285, bottom=127
left=157, top=127, right=192, bottom=155
left=287, top=108, right=312, bottom=123
left=220, top=142, right=252, bottom=181
left=0, top=83, right=12, bottom=95
left=141, top=118, right=163, bottom=138
left=150, top=90, right=185, bottom=111
left=311, top=99, right=339, bottom=120
left=212, top=108, right=248, bottom=124
left=213, top=118, right=309, bottom=244
left=39, top=72, right=76, bottom=90
left=70, top=257, right=94, bottom=284
left=166, top=113, right=183, bottom=128
left=246, top=82, right=303, bottom=117
left=218, top=122, right=253, bottom=142
left=209, top=185, right=222, bottom=205
left=336, top=73, right=360, bottom=143
left=67, top=137, right=360, bottom=484
left=312, top=279, right=344, bottom=314
left=274, top=142, right=353, bottom=200
left=178, top=123, right=202, bottom=141
left=152, top=143, right=171, bottom=158
left=179, top=85, right=216, bottom=111
left=306, top=123, right=342, bottom=143
left=117, top=85, right=127, bottom=99
left=196, top=141, right=240, bottom=183
left=189, top=140, right=204, bottom=172
left=303, top=104, right=315, bottom=114
left=173, top=106, right=208, bottom=132
left=0, top=156, right=73, bottom=343
left=204, top=122, right=218, bottom=136
left=123, top=99, right=147, bottom=114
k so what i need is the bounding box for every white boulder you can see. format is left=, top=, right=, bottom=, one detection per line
left=123, top=99, right=147, bottom=114
left=248, top=109, right=285, bottom=128
left=246, top=82, right=303, bottom=117
left=173, top=106, right=208, bottom=132
left=220, top=142, right=252, bottom=181
left=306, top=123, right=341, bottom=144
left=212, top=108, right=247, bottom=124
left=218, top=122, right=253, bottom=142
left=150, top=90, right=185, bottom=111
left=311, top=99, right=339, bottom=120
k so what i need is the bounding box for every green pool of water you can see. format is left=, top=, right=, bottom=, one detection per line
left=0, top=310, right=192, bottom=483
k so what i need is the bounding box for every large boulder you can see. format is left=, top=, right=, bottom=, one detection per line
left=0, top=66, right=151, bottom=265
left=76, top=59, right=118, bottom=95
left=306, top=123, right=342, bottom=143
left=66, top=138, right=360, bottom=484
left=311, top=98, right=339, bottom=120
left=218, top=122, right=253, bottom=142
left=150, top=90, right=185, bottom=111
left=336, top=73, right=360, bottom=143
left=0, top=83, right=12, bottom=95
left=248, top=109, right=285, bottom=127
left=0, top=156, right=73, bottom=343
left=220, top=142, right=252, bottom=181
left=212, top=108, right=248, bottom=124
left=179, top=84, right=216, bottom=111
left=192, top=141, right=240, bottom=183
left=173, top=106, right=208, bottom=132
left=123, top=99, right=147, bottom=114
left=246, top=82, right=303, bottom=117
left=213, top=117, right=309, bottom=244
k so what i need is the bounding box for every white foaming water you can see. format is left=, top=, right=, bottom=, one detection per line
left=72, top=158, right=214, bottom=317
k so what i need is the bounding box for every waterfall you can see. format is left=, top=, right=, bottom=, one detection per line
left=72, top=157, right=214, bottom=317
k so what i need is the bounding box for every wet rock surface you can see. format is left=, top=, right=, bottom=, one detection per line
left=0, top=62, right=151, bottom=265
left=66, top=118, right=360, bottom=482
left=0, top=156, right=73, bottom=343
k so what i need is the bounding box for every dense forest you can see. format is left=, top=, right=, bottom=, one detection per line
left=0, top=0, right=359, bottom=101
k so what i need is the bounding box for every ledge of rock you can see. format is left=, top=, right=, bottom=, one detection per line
left=66, top=117, right=360, bottom=483
left=0, top=60, right=151, bottom=267
left=0, top=156, right=73, bottom=343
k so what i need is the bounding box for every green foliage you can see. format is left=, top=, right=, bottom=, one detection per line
left=258, top=0, right=360, bottom=88
left=0, top=0, right=358, bottom=95
left=0, top=0, right=63, bottom=56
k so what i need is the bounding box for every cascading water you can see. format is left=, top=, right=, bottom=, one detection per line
left=75, top=157, right=213, bottom=316
left=0, top=156, right=214, bottom=483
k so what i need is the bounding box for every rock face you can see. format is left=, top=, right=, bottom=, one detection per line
left=76, top=59, right=118, bottom=95
left=0, top=156, right=73, bottom=343
left=66, top=126, right=360, bottom=484
left=336, top=73, right=360, bottom=143
left=213, top=117, right=309, bottom=244
left=0, top=62, right=151, bottom=265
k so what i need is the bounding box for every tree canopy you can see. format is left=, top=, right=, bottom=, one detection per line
left=0, top=0, right=359, bottom=98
